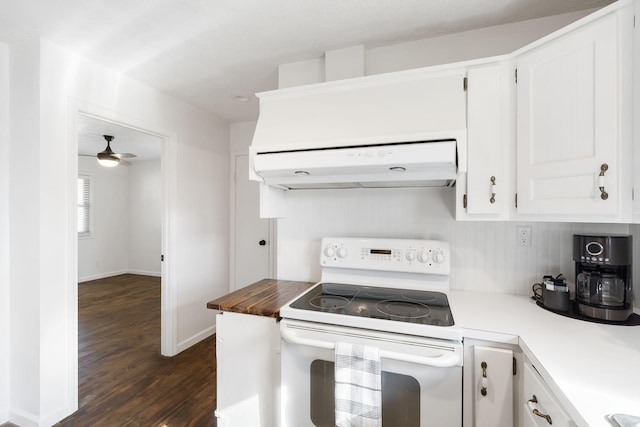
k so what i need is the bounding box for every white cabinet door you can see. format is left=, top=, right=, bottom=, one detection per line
left=215, top=312, right=279, bottom=427
left=516, top=13, right=619, bottom=216
left=521, top=363, right=575, bottom=427
left=458, top=62, right=510, bottom=219
left=473, top=346, right=514, bottom=427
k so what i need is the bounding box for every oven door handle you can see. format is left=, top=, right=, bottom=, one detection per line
left=281, top=329, right=460, bottom=368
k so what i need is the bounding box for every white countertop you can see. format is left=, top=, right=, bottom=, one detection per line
left=449, top=290, right=640, bottom=427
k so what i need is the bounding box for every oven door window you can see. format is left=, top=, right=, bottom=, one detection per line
left=310, top=360, right=420, bottom=427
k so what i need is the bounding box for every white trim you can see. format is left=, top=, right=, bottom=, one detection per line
left=66, top=102, right=80, bottom=419
left=8, top=407, right=38, bottom=427
left=176, top=325, right=216, bottom=354
left=127, top=269, right=162, bottom=277
left=69, top=100, right=179, bottom=374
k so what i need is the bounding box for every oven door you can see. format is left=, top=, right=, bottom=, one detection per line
left=280, top=319, right=463, bottom=427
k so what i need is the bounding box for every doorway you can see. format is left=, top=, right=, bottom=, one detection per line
left=76, top=114, right=162, bottom=282
left=71, top=107, right=178, bottom=360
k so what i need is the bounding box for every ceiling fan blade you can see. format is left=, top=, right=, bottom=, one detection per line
left=112, top=152, right=137, bottom=159
left=119, top=159, right=133, bottom=166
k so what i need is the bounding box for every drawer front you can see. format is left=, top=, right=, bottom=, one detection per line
left=521, top=363, right=575, bottom=427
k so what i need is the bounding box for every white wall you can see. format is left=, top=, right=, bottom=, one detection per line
left=365, top=10, right=594, bottom=75
left=77, top=156, right=130, bottom=281
left=0, top=41, right=10, bottom=423
left=276, top=188, right=631, bottom=298
left=279, top=10, right=594, bottom=88
left=9, top=38, right=43, bottom=425
left=128, top=159, right=162, bottom=276
left=8, top=37, right=229, bottom=426
left=230, top=121, right=258, bottom=152
left=77, top=157, right=162, bottom=281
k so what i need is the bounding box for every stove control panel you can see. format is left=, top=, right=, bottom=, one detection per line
left=320, top=237, right=450, bottom=275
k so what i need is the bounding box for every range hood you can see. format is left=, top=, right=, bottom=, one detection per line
left=250, top=68, right=467, bottom=190
left=253, top=140, right=457, bottom=189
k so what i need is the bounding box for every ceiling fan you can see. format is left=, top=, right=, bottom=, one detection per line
left=97, top=135, right=137, bottom=167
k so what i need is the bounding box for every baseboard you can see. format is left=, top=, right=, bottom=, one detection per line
left=78, top=269, right=161, bottom=283
left=39, top=402, right=77, bottom=427
left=127, top=269, right=161, bottom=277
left=176, top=325, right=216, bottom=354
left=7, top=401, right=76, bottom=427
left=78, top=269, right=128, bottom=283
left=8, top=407, right=38, bottom=427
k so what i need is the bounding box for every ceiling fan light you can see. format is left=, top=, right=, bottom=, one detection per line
left=97, top=156, right=119, bottom=167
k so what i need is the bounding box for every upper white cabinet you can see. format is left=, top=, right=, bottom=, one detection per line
left=457, top=61, right=511, bottom=220
left=515, top=7, right=634, bottom=220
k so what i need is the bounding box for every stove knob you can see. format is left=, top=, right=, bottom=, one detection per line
left=337, top=247, right=348, bottom=258
left=324, top=246, right=335, bottom=257
left=433, top=250, right=446, bottom=264
left=417, top=250, right=429, bottom=263
left=406, top=251, right=416, bottom=262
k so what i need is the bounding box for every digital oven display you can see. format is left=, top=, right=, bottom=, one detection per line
left=370, top=249, right=392, bottom=255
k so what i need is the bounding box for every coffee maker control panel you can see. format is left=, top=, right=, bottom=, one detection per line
left=573, top=234, right=632, bottom=266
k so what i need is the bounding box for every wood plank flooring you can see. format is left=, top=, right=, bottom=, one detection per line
left=52, top=274, right=217, bottom=427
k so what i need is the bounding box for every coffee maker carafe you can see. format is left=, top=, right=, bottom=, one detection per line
left=573, top=234, right=632, bottom=321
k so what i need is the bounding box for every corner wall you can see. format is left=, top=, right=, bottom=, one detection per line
left=77, top=157, right=162, bottom=282
left=128, top=159, right=162, bottom=276
left=77, top=156, right=130, bottom=281
left=8, top=37, right=229, bottom=426
left=0, top=41, right=10, bottom=424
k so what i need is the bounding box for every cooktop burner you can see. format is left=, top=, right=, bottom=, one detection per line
left=289, top=282, right=454, bottom=326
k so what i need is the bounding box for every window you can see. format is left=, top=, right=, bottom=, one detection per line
left=77, top=175, right=92, bottom=237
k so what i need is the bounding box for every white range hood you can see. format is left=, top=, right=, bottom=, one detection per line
left=249, top=68, right=468, bottom=190
left=253, top=140, right=457, bottom=189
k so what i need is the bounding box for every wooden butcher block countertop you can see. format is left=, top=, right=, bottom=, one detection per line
left=206, top=278, right=315, bottom=318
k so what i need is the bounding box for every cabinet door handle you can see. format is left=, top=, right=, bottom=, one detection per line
left=490, top=176, right=496, bottom=204
left=598, top=163, right=608, bottom=200
left=527, top=395, right=552, bottom=424
left=480, top=361, right=488, bottom=396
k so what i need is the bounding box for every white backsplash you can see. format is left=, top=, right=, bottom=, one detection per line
left=276, top=187, right=632, bottom=299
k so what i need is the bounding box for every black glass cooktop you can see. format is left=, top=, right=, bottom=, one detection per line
left=289, top=282, right=454, bottom=326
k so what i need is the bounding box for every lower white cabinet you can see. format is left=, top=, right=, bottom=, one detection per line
left=215, top=312, right=279, bottom=427
left=520, top=362, right=575, bottom=427
left=463, top=339, right=520, bottom=427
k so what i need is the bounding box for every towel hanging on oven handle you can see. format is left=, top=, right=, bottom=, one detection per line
left=281, top=328, right=460, bottom=368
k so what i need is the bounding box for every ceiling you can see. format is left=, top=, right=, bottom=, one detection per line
left=0, top=0, right=614, bottom=123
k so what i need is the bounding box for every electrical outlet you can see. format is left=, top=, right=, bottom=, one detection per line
left=517, top=226, right=531, bottom=247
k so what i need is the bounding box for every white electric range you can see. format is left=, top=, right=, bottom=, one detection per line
left=279, top=237, right=463, bottom=427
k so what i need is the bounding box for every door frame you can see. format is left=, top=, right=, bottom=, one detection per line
left=229, top=150, right=276, bottom=291
left=68, top=100, right=179, bottom=374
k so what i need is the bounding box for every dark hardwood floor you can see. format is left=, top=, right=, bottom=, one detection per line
left=52, top=274, right=217, bottom=427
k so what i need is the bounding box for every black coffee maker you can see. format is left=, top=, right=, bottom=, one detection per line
left=573, top=234, right=633, bottom=321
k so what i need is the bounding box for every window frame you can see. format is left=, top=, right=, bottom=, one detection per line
left=77, top=174, right=93, bottom=239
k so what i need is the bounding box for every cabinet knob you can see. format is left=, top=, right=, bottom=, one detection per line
left=259, top=240, right=267, bottom=246
left=598, top=163, right=608, bottom=200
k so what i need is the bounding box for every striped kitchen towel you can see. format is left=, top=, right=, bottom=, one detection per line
left=335, top=342, right=382, bottom=427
